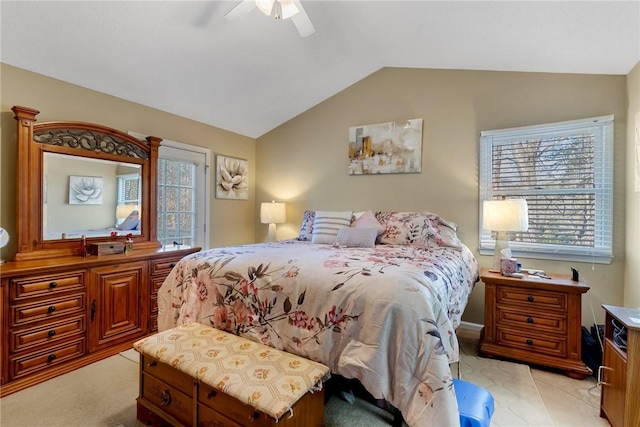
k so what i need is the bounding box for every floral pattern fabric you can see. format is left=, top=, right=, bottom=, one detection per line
left=158, top=240, right=478, bottom=427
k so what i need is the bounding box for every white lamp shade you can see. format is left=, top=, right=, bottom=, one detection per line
left=116, top=204, right=139, bottom=219
left=260, top=201, right=286, bottom=224
left=482, top=199, right=529, bottom=232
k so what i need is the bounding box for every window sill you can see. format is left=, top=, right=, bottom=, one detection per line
left=478, top=247, right=613, bottom=265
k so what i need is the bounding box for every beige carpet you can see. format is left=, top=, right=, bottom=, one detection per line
left=0, top=344, right=549, bottom=427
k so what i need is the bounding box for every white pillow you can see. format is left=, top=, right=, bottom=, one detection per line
left=336, top=227, right=378, bottom=248
left=311, top=211, right=353, bottom=244
left=351, top=210, right=385, bottom=236
left=115, top=210, right=139, bottom=231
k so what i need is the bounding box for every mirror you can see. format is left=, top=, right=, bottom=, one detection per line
left=12, top=105, right=161, bottom=261
left=43, top=153, right=143, bottom=241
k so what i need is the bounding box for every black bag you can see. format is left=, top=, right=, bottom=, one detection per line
left=581, top=325, right=603, bottom=378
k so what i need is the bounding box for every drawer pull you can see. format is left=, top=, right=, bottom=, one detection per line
left=147, top=361, right=157, bottom=368
left=48, top=330, right=56, bottom=337
left=207, top=389, right=217, bottom=399
left=160, top=389, right=172, bottom=406
left=526, top=339, right=533, bottom=345
left=170, top=263, right=176, bottom=268
left=250, top=410, right=261, bottom=421
left=49, top=281, right=58, bottom=288
left=47, top=354, right=56, bottom=362
left=47, top=306, right=56, bottom=313
left=527, top=296, right=534, bottom=302
left=527, top=317, right=534, bottom=323
left=90, top=300, right=96, bottom=322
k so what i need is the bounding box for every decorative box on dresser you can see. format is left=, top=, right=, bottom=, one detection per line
left=479, top=268, right=591, bottom=379
left=0, top=106, right=201, bottom=396
left=0, top=246, right=199, bottom=397
left=599, top=305, right=640, bottom=427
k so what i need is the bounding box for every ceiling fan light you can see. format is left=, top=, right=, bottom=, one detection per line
left=279, top=0, right=299, bottom=19
left=256, top=0, right=275, bottom=16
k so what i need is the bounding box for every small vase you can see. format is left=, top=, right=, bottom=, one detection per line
left=125, top=239, right=133, bottom=255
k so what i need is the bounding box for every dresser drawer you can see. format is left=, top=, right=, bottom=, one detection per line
left=11, top=315, right=85, bottom=352
left=142, top=355, right=194, bottom=396
left=497, top=327, right=567, bottom=357
left=11, top=294, right=85, bottom=326
left=9, top=339, right=85, bottom=380
left=198, top=403, right=243, bottom=427
left=10, top=272, right=84, bottom=301
left=141, top=372, right=193, bottom=426
left=497, top=286, right=567, bottom=312
left=150, top=257, right=181, bottom=277
left=199, top=382, right=267, bottom=424
left=496, top=307, right=567, bottom=335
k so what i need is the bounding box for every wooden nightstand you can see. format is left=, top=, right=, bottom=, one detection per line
left=479, top=267, right=591, bottom=379
left=599, top=305, right=640, bottom=427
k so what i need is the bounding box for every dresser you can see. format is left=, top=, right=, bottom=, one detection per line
left=0, top=245, right=199, bottom=397
left=479, top=268, right=591, bottom=379
left=599, top=305, right=640, bottom=427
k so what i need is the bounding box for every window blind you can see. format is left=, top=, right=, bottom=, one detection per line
left=479, top=116, right=613, bottom=263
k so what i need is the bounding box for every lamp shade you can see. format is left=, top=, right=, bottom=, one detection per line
left=116, top=204, right=138, bottom=219
left=482, top=199, right=529, bottom=232
left=260, top=201, right=286, bottom=224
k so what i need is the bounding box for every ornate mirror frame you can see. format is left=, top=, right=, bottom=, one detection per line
left=12, top=106, right=162, bottom=261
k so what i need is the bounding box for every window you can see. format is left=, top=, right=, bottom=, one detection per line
left=479, top=116, right=614, bottom=263
left=129, top=132, right=209, bottom=249
left=158, top=143, right=209, bottom=248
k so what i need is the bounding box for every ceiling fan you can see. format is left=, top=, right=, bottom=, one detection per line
left=225, top=0, right=315, bottom=37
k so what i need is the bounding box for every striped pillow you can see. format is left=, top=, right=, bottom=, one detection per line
left=311, top=211, right=353, bottom=244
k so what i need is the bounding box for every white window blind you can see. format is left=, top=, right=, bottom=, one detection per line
left=479, top=116, right=614, bottom=263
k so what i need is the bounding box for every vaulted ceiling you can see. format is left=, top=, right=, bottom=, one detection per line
left=2, top=1, right=639, bottom=138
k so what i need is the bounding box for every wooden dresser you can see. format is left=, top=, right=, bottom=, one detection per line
left=479, top=268, right=591, bottom=379
left=0, top=245, right=199, bottom=397
left=599, top=305, right=640, bottom=427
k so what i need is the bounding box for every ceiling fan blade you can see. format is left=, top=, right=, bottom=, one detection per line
left=290, top=0, right=315, bottom=37
left=225, top=0, right=257, bottom=21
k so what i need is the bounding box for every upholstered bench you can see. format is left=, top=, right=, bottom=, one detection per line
left=133, top=322, right=330, bottom=427
left=453, top=378, right=495, bottom=427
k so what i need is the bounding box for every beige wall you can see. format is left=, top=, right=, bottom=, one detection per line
left=0, top=64, right=256, bottom=257
left=625, top=61, right=640, bottom=308
left=256, top=67, right=628, bottom=326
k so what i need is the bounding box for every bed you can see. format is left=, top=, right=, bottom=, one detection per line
left=158, top=211, right=478, bottom=427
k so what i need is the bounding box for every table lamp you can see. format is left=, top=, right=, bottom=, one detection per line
left=482, top=198, right=529, bottom=272
left=260, top=201, right=286, bottom=242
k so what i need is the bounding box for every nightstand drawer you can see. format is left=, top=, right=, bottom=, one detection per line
left=497, top=327, right=566, bottom=357
left=496, top=307, right=567, bottom=334
left=497, top=286, right=567, bottom=312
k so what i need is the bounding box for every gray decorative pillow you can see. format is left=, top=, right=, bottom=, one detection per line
left=116, top=210, right=139, bottom=231
left=311, top=211, right=353, bottom=244
left=336, top=227, right=378, bottom=248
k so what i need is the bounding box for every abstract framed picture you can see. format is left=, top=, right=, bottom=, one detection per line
left=68, top=175, right=103, bottom=205
left=215, top=155, right=248, bottom=200
left=348, top=118, right=423, bottom=175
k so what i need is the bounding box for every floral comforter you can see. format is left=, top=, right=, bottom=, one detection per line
left=158, top=240, right=478, bottom=427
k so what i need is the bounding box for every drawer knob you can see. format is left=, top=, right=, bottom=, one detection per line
left=160, top=389, right=172, bottom=406
left=49, top=281, right=57, bottom=288
left=170, top=263, right=176, bottom=268
left=526, top=339, right=533, bottom=345
left=47, top=354, right=56, bottom=362
left=48, top=330, right=56, bottom=337
left=250, top=410, right=261, bottom=421
left=207, top=389, right=217, bottom=399
left=527, top=296, right=534, bottom=302
left=527, top=317, right=534, bottom=323
left=47, top=306, right=56, bottom=313
left=147, top=361, right=157, bottom=368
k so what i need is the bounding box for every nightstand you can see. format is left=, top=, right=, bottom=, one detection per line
left=599, top=305, right=640, bottom=427
left=479, top=267, right=591, bottom=379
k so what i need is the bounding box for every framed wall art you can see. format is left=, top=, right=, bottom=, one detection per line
left=348, top=118, right=423, bottom=175
left=68, top=175, right=103, bottom=205
left=216, top=155, right=248, bottom=200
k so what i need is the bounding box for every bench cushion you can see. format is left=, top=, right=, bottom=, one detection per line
left=453, top=379, right=495, bottom=427
left=134, top=322, right=330, bottom=420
